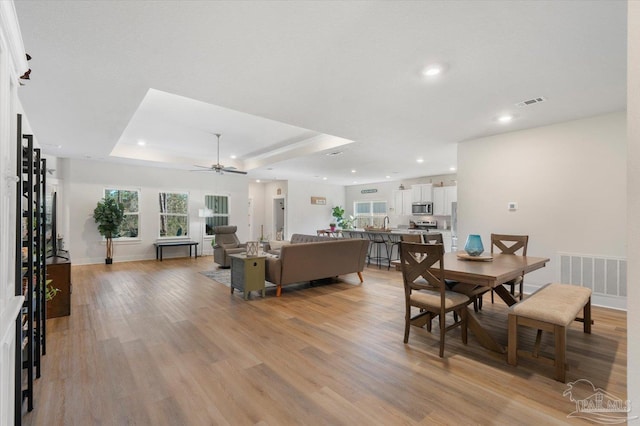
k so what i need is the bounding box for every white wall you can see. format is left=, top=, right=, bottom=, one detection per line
left=248, top=181, right=265, bottom=241
left=249, top=180, right=289, bottom=241
left=62, top=158, right=249, bottom=264
left=458, top=111, right=626, bottom=308
left=0, top=3, right=29, bottom=423
left=287, top=180, right=345, bottom=236
left=627, top=0, right=639, bottom=418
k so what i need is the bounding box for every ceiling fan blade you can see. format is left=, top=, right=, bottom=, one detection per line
left=191, top=164, right=212, bottom=169
left=223, top=168, right=248, bottom=175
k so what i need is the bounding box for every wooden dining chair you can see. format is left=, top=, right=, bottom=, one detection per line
left=400, top=233, right=423, bottom=243
left=399, top=242, right=470, bottom=357
left=423, top=233, right=444, bottom=245
left=490, top=233, right=529, bottom=303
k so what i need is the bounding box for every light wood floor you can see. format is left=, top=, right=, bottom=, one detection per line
left=24, top=257, right=626, bottom=425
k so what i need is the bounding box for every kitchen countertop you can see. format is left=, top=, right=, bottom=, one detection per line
left=353, top=228, right=446, bottom=234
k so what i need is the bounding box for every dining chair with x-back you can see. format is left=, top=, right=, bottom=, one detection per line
left=399, top=241, right=470, bottom=357
left=490, top=233, right=529, bottom=303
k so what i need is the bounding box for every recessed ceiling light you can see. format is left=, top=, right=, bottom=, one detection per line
left=417, top=158, right=424, bottom=163
left=351, top=169, right=356, bottom=173
left=498, top=114, right=513, bottom=123
left=322, top=177, right=328, bottom=180
left=137, top=140, right=146, bottom=146
left=256, top=179, right=261, bottom=183
left=230, top=154, right=237, bottom=159
left=385, top=175, right=391, bottom=179
left=450, top=167, right=456, bottom=171
left=423, top=63, right=445, bottom=77
left=353, top=181, right=358, bottom=184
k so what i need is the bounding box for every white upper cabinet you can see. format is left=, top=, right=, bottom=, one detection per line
left=411, top=184, right=433, bottom=203
left=433, top=186, right=457, bottom=215
left=393, top=189, right=413, bottom=215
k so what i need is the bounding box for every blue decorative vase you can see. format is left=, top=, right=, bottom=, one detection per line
left=464, top=234, right=484, bottom=256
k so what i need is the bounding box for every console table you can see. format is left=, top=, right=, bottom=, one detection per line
left=46, top=255, right=71, bottom=318
left=153, top=241, right=199, bottom=261
left=229, top=253, right=266, bottom=300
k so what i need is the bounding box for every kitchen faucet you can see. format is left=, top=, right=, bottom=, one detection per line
left=383, top=216, right=390, bottom=230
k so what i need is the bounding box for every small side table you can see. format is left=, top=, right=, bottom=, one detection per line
left=229, top=253, right=266, bottom=300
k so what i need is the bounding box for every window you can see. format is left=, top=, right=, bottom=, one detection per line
left=159, top=192, right=189, bottom=238
left=204, top=194, right=229, bottom=235
left=104, top=188, right=140, bottom=238
left=354, top=200, right=387, bottom=228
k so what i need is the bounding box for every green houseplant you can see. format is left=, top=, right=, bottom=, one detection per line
left=93, top=197, right=125, bottom=264
left=331, top=205, right=355, bottom=229
left=331, top=206, right=345, bottom=228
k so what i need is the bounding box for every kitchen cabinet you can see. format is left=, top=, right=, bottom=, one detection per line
left=411, top=184, right=433, bottom=203
left=433, top=186, right=457, bottom=216
left=393, top=189, right=413, bottom=215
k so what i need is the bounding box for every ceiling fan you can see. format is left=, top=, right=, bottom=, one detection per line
left=191, top=133, right=247, bottom=175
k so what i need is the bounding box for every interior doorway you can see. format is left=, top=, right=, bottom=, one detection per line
left=273, top=197, right=285, bottom=239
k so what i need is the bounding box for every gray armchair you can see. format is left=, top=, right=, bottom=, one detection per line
left=212, top=226, right=246, bottom=268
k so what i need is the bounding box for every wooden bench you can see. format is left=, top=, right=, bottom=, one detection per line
left=153, top=241, right=199, bottom=261
left=507, top=283, right=592, bottom=382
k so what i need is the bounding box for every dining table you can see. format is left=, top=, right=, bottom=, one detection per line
left=427, top=251, right=550, bottom=353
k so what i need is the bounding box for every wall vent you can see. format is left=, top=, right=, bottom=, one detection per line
left=516, top=96, right=547, bottom=107
left=558, top=252, right=626, bottom=297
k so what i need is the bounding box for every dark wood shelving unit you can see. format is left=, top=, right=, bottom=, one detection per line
left=15, top=114, right=47, bottom=423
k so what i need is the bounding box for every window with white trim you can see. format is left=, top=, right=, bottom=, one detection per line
left=104, top=188, right=140, bottom=238
left=159, top=192, right=189, bottom=238
left=204, top=194, right=229, bottom=236
left=354, top=200, right=387, bottom=228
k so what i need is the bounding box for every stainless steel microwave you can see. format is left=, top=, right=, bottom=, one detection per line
left=412, top=202, right=433, bottom=215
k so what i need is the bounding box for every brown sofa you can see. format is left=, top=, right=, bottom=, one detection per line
left=263, top=233, right=334, bottom=255
left=264, top=235, right=369, bottom=296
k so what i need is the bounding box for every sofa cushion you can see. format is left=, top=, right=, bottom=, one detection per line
left=268, top=240, right=291, bottom=250
left=290, top=234, right=334, bottom=244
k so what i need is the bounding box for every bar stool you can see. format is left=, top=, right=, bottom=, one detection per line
left=367, top=232, right=390, bottom=269
left=386, top=233, right=403, bottom=262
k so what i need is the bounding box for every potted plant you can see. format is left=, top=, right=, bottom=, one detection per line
left=329, top=222, right=337, bottom=232
left=93, top=197, right=125, bottom=264
left=332, top=206, right=345, bottom=228
left=341, top=215, right=356, bottom=230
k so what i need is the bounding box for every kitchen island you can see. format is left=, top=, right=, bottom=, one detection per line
left=342, top=228, right=454, bottom=257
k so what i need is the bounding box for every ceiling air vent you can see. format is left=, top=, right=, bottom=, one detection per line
left=516, top=96, right=547, bottom=107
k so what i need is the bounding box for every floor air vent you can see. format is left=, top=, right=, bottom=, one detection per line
left=559, top=253, right=626, bottom=297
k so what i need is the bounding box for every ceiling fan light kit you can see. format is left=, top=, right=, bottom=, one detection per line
left=191, top=133, right=247, bottom=175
